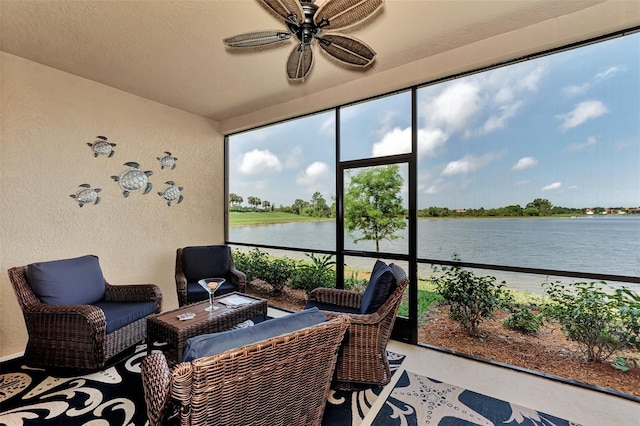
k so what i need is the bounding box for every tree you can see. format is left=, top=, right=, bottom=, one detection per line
left=261, top=200, right=271, bottom=210
left=291, top=198, right=307, bottom=215
left=310, top=191, right=330, bottom=217
left=526, top=198, right=553, bottom=216
left=229, top=193, right=243, bottom=206
left=247, top=196, right=261, bottom=209
left=344, top=165, right=406, bottom=252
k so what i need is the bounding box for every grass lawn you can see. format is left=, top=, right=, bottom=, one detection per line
left=229, top=211, right=331, bottom=226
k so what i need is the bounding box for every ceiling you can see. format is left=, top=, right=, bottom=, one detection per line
left=2, top=0, right=639, bottom=133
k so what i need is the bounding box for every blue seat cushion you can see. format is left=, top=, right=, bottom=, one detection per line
left=186, top=280, right=236, bottom=303
left=182, top=246, right=230, bottom=282
left=93, top=301, right=157, bottom=334
left=304, top=300, right=361, bottom=314
left=183, top=307, right=327, bottom=362
left=360, top=260, right=397, bottom=314
left=27, top=255, right=105, bottom=306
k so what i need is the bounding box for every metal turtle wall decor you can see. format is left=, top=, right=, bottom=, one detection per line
left=70, top=183, right=101, bottom=207
left=158, top=181, right=184, bottom=206
left=87, top=136, right=116, bottom=158
left=157, top=151, right=178, bottom=170
left=111, top=162, right=153, bottom=197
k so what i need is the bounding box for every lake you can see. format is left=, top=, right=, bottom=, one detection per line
left=229, top=215, right=640, bottom=293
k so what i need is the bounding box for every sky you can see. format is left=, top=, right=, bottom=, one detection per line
left=229, top=32, right=639, bottom=210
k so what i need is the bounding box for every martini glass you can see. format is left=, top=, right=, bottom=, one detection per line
left=198, top=278, right=226, bottom=312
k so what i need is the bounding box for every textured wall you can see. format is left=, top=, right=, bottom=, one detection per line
left=0, top=53, right=224, bottom=358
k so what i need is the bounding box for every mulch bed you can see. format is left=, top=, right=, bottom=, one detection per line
left=245, top=281, right=640, bottom=398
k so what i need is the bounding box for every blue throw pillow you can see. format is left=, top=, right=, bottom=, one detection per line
left=27, top=255, right=105, bottom=306
left=182, top=246, right=229, bottom=281
left=360, top=260, right=396, bottom=314
left=182, top=307, right=327, bottom=362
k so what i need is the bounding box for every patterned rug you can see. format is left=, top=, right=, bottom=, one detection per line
left=0, top=347, right=579, bottom=426
left=322, top=351, right=406, bottom=426
left=0, top=342, right=404, bottom=426
left=371, top=370, right=581, bottom=426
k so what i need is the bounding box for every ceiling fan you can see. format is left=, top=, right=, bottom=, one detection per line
left=223, top=0, right=384, bottom=82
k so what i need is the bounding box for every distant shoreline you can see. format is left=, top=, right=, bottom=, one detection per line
left=230, top=211, right=639, bottom=226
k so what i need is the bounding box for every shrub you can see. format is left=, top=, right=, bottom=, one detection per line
left=344, top=270, right=368, bottom=291
left=613, top=287, right=640, bottom=352
left=542, top=281, right=628, bottom=362
left=236, top=248, right=269, bottom=282
left=232, top=249, right=251, bottom=278
left=259, top=257, right=295, bottom=294
left=502, top=306, right=543, bottom=335
left=234, top=248, right=293, bottom=294
left=431, top=255, right=513, bottom=337
left=291, top=253, right=336, bottom=295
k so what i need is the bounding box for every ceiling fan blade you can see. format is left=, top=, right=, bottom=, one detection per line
left=286, top=44, right=314, bottom=81
left=224, top=31, right=293, bottom=48
left=258, top=0, right=305, bottom=25
left=318, top=34, right=376, bottom=67
left=314, top=0, right=383, bottom=30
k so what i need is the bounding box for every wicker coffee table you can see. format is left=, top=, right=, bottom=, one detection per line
left=146, top=292, right=267, bottom=362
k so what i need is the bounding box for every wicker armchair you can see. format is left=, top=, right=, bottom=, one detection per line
left=141, top=315, right=350, bottom=426
left=175, top=246, right=246, bottom=307
left=306, top=262, right=409, bottom=390
left=8, top=256, right=162, bottom=370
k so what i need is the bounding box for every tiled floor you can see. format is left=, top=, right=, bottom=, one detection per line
left=268, top=308, right=640, bottom=426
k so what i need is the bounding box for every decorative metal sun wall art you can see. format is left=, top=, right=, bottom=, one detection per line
left=111, top=162, right=154, bottom=198
left=70, top=184, right=102, bottom=207
left=157, top=151, right=178, bottom=170
left=158, top=181, right=184, bottom=206
left=87, top=136, right=116, bottom=157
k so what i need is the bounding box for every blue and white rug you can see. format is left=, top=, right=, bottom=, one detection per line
left=0, top=346, right=579, bottom=426
left=371, top=370, right=581, bottom=426
left=322, top=351, right=406, bottom=426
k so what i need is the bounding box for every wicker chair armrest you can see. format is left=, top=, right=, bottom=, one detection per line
left=23, top=304, right=107, bottom=338
left=104, top=283, right=163, bottom=312
left=307, top=288, right=362, bottom=309
left=228, top=267, right=247, bottom=292
left=141, top=353, right=175, bottom=426
left=321, top=309, right=383, bottom=325
left=23, top=301, right=102, bottom=318
left=175, top=271, right=187, bottom=290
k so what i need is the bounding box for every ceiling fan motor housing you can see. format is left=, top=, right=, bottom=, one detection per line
left=287, top=2, right=322, bottom=46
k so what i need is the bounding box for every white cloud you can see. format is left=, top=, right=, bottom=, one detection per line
left=418, top=128, right=448, bottom=157
left=296, top=161, right=330, bottom=185
left=562, top=66, right=624, bottom=97
left=542, top=182, right=562, bottom=191
left=238, top=149, right=282, bottom=175
left=565, top=136, right=597, bottom=152
left=563, top=83, right=590, bottom=96
left=595, top=66, right=622, bottom=81
left=425, top=185, right=442, bottom=194
left=518, top=65, right=546, bottom=91
left=483, top=101, right=523, bottom=133
left=557, top=100, right=607, bottom=130
left=441, top=152, right=501, bottom=176
left=372, top=127, right=448, bottom=159
left=372, top=127, right=411, bottom=157
left=417, top=62, right=546, bottom=140
left=568, top=185, right=578, bottom=190
left=423, top=81, right=481, bottom=134
left=512, top=157, right=538, bottom=171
